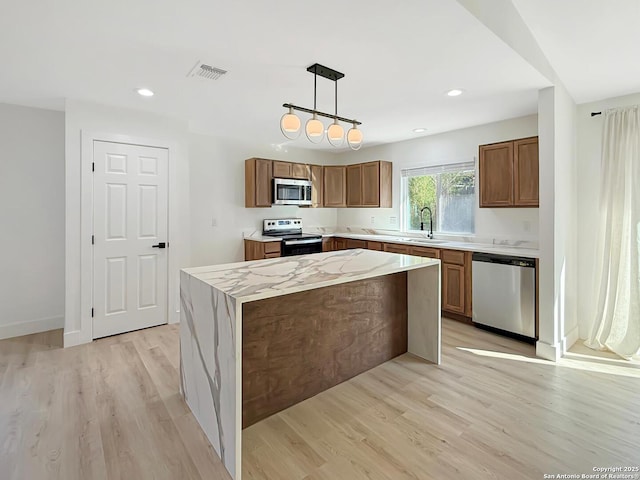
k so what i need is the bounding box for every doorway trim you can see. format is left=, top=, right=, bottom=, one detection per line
left=65, top=131, right=181, bottom=347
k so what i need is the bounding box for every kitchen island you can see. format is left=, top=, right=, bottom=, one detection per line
left=179, top=249, right=441, bottom=479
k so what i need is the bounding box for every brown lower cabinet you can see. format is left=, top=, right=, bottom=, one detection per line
left=346, top=239, right=367, bottom=249
left=409, top=246, right=440, bottom=259
left=334, top=238, right=347, bottom=250
left=244, top=239, right=281, bottom=261
left=382, top=243, right=411, bottom=254
left=247, top=237, right=472, bottom=321
left=367, top=241, right=383, bottom=251
left=440, top=250, right=472, bottom=318
left=330, top=238, right=472, bottom=320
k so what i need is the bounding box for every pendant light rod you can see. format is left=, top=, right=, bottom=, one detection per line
left=334, top=81, right=338, bottom=116
left=282, top=103, right=361, bottom=125
left=313, top=70, right=317, bottom=110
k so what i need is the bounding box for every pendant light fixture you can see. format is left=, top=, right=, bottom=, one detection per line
left=280, top=106, right=301, bottom=139
left=282, top=63, right=363, bottom=150
left=347, top=122, right=363, bottom=150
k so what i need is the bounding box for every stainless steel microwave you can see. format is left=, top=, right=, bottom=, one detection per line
left=273, top=178, right=312, bottom=206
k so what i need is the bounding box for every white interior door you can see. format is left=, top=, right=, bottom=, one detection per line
left=92, top=141, right=169, bottom=339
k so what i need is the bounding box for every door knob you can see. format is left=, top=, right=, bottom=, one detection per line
left=152, top=242, right=167, bottom=249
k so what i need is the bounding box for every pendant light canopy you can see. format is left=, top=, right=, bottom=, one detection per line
left=281, top=63, right=363, bottom=150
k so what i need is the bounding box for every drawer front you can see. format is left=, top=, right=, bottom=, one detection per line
left=367, top=241, right=383, bottom=251
left=264, top=242, right=282, bottom=254
left=441, top=249, right=465, bottom=265
left=410, top=246, right=440, bottom=259
left=346, top=239, right=367, bottom=249
left=334, top=238, right=348, bottom=250
left=264, top=252, right=281, bottom=259
left=322, top=237, right=334, bottom=252
left=383, top=243, right=411, bottom=254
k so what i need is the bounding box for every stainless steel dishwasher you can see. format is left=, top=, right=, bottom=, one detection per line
left=472, top=252, right=536, bottom=341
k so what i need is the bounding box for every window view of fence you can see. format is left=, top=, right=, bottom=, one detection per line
left=404, top=168, right=475, bottom=234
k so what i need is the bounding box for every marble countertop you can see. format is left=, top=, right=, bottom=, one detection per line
left=183, top=249, right=439, bottom=303
left=244, top=232, right=539, bottom=258
left=331, top=233, right=540, bottom=258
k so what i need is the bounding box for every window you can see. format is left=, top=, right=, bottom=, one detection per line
left=401, top=161, right=475, bottom=234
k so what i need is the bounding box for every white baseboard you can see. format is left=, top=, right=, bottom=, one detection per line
left=63, top=329, right=82, bottom=348
left=536, top=340, right=561, bottom=361
left=63, top=328, right=94, bottom=348
left=562, top=325, right=580, bottom=353
left=0, top=315, right=64, bottom=340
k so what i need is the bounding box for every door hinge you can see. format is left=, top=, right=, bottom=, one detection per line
left=92, top=162, right=95, bottom=172
left=91, top=235, right=94, bottom=245
left=91, top=308, right=94, bottom=318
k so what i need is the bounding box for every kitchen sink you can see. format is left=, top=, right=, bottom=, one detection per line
left=399, top=238, right=446, bottom=245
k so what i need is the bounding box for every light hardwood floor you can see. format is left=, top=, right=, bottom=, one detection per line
left=1, top=320, right=639, bottom=480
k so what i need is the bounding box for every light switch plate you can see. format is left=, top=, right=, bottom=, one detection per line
left=389, top=216, right=397, bottom=225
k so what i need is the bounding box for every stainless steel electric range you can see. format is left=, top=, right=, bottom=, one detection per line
left=262, top=218, right=323, bottom=257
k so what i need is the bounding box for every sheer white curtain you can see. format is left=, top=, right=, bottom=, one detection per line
left=585, top=105, right=640, bottom=359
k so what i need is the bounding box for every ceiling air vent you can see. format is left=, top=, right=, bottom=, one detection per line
left=187, top=61, right=228, bottom=80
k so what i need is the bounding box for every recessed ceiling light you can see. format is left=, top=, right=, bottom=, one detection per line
left=136, top=88, right=154, bottom=97
left=446, top=89, right=464, bottom=97
left=413, top=128, right=427, bottom=133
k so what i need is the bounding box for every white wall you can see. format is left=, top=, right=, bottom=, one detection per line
left=335, top=115, right=539, bottom=241
left=536, top=84, right=578, bottom=360
left=0, top=103, right=65, bottom=339
left=576, top=91, right=640, bottom=339
left=64, top=99, right=191, bottom=346
left=189, top=134, right=337, bottom=266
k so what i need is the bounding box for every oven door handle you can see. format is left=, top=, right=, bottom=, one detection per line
left=283, top=238, right=322, bottom=246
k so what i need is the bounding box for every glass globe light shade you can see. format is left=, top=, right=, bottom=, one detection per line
left=305, top=113, right=324, bottom=143
left=327, top=120, right=345, bottom=147
left=280, top=108, right=301, bottom=139
left=347, top=124, right=363, bottom=150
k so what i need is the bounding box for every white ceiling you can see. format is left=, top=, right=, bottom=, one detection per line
left=512, top=0, right=640, bottom=104
left=0, top=0, right=554, bottom=150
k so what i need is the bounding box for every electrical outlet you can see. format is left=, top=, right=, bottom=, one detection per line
left=389, top=216, right=397, bottom=225
left=370, top=216, right=375, bottom=225
left=212, top=217, right=218, bottom=227
left=523, top=220, right=531, bottom=232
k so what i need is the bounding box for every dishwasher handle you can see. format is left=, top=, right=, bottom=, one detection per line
left=472, top=252, right=535, bottom=268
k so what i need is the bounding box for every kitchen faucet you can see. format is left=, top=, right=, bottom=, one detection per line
left=420, top=206, right=434, bottom=239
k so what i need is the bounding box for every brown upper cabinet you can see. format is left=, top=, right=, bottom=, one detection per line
left=272, top=161, right=310, bottom=180
left=246, top=158, right=392, bottom=208
left=310, top=164, right=323, bottom=207
left=346, top=161, right=392, bottom=208
left=323, top=166, right=347, bottom=207
left=479, top=136, right=538, bottom=208
left=245, top=158, right=273, bottom=208
left=513, top=137, right=539, bottom=206
left=346, top=164, right=362, bottom=206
